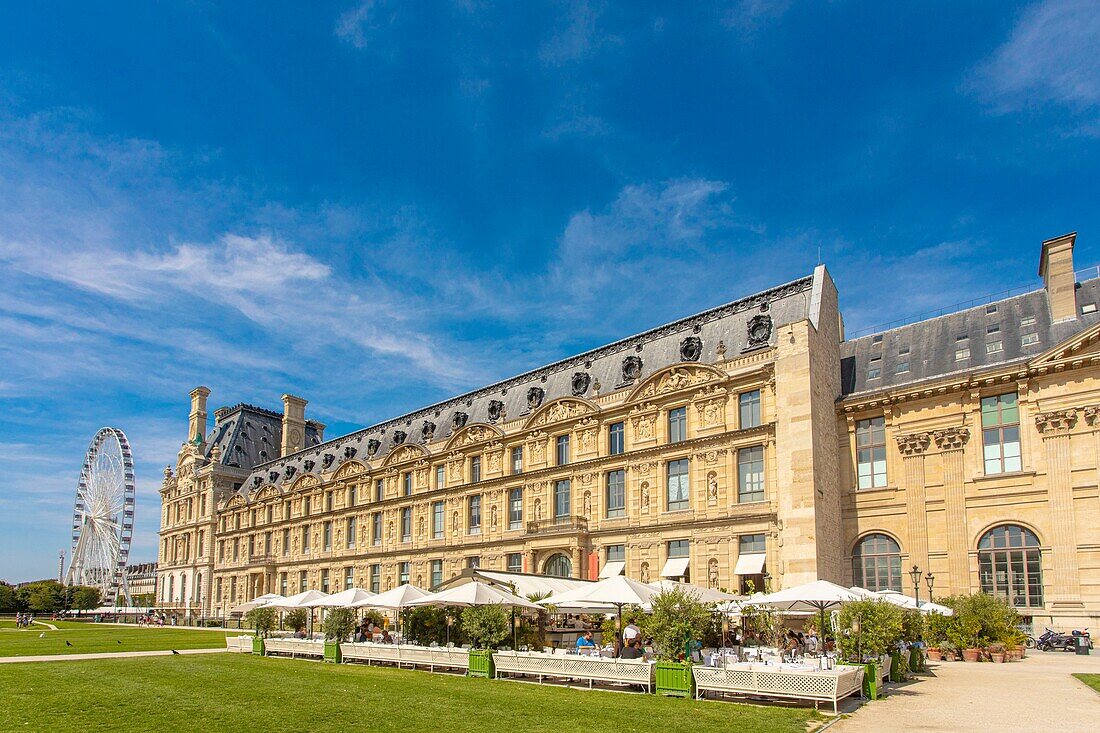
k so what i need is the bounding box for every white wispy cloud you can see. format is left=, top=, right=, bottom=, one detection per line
left=721, top=0, right=791, bottom=34
left=970, top=0, right=1100, bottom=127
left=539, top=0, right=617, bottom=66
left=335, top=0, right=398, bottom=51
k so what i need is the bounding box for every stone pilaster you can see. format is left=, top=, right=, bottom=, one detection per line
left=896, top=432, right=932, bottom=573
left=1036, top=409, right=1083, bottom=608
left=933, top=427, right=970, bottom=595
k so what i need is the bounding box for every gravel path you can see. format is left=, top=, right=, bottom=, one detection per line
left=0, top=647, right=227, bottom=663
left=834, top=651, right=1100, bottom=733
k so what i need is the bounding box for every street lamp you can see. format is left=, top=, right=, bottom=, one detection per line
left=909, top=565, right=922, bottom=606
left=445, top=615, right=454, bottom=647
left=925, top=572, right=935, bottom=600
left=762, top=571, right=772, bottom=593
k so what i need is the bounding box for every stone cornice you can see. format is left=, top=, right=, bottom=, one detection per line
left=932, top=426, right=970, bottom=451
left=1035, top=408, right=1078, bottom=435
left=895, top=432, right=931, bottom=456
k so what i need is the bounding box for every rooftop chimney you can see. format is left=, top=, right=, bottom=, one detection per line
left=281, top=394, right=308, bottom=457
left=188, top=386, right=211, bottom=445
left=1039, top=232, right=1078, bottom=323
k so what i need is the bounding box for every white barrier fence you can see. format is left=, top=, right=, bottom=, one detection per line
left=493, top=651, right=655, bottom=692
left=692, top=663, right=864, bottom=715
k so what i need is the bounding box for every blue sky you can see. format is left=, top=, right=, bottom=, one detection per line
left=2, top=1, right=1100, bottom=582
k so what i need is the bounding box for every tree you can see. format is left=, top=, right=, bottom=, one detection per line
left=285, top=608, right=308, bottom=632
left=322, top=608, right=356, bottom=642
left=461, top=604, right=510, bottom=650
left=0, top=583, right=16, bottom=613
left=69, top=586, right=101, bottom=610
left=837, top=599, right=905, bottom=661
left=645, top=588, right=712, bottom=662
left=245, top=607, right=277, bottom=639
left=19, top=581, right=65, bottom=613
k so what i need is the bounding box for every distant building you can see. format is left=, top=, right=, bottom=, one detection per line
left=125, top=562, right=157, bottom=602
left=160, top=232, right=1100, bottom=628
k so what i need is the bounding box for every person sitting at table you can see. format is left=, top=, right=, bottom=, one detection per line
left=380, top=629, right=394, bottom=644
left=620, top=638, right=644, bottom=660
left=575, top=631, right=596, bottom=650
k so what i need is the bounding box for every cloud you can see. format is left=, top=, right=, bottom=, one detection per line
left=334, top=1, right=382, bottom=49
left=970, top=0, right=1100, bottom=124
left=721, top=0, right=791, bottom=34
left=539, top=0, right=613, bottom=66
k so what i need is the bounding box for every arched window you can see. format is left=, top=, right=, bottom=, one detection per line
left=167, top=575, right=174, bottom=601
left=978, top=525, right=1043, bottom=608
left=544, top=553, right=572, bottom=578
left=851, top=534, right=902, bottom=592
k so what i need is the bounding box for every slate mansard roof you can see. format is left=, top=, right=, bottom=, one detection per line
left=840, top=277, right=1100, bottom=397
left=234, top=269, right=828, bottom=498
left=203, top=403, right=323, bottom=470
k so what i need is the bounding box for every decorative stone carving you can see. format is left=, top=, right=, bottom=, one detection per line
left=268, top=470, right=279, bottom=483
left=527, top=386, right=544, bottom=410
left=580, top=427, right=596, bottom=453
left=895, top=432, right=931, bottom=456
left=283, top=465, right=296, bottom=480
left=640, top=481, right=650, bottom=511
left=583, top=491, right=592, bottom=518
left=251, top=475, right=263, bottom=488
left=680, top=336, right=703, bottom=362
left=487, top=400, right=504, bottom=423
left=638, top=367, right=715, bottom=398
left=343, top=446, right=357, bottom=459
left=708, top=558, right=720, bottom=588
left=716, top=340, right=727, bottom=358
left=634, top=461, right=654, bottom=475
left=1035, top=408, right=1079, bottom=434
left=389, top=445, right=420, bottom=464
left=533, top=498, right=542, bottom=522
left=932, top=426, right=970, bottom=451
left=1084, top=405, right=1100, bottom=426
left=746, top=313, right=773, bottom=349
left=322, top=453, right=336, bottom=469
left=629, top=403, right=657, bottom=441
left=530, top=399, right=592, bottom=427
left=464, top=425, right=493, bottom=444
left=452, top=412, right=468, bottom=430
left=707, top=471, right=718, bottom=502
left=571, top=371, right=591, bottom=396
left=486, top=445, right=502, bottom=473
left=693, top=386, right=728, bottom=428
left=448, top=453, right=464, bottom=482
left=392, top=430, right=407, bottom=445
left=622, top=355, right=643, bottom=382
left=303, top=459, right=315, bottom=472
left=366, top=439, right=381, bottom=456
left=529, top=432, right=546, bottom=463
left=422, top=421, right=436, bottom=441
left=490, top=505, right=498, bottom=531
left=640, top=562, right=650, bottom=583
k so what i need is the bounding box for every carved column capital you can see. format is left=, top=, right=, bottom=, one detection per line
left=932, top=426, right=970, bottom=451
left=895, top=432, right=931, bottom=456
left=1082, top=405, right=1100, bottom=427
left=1035, top=409, right=1078, bottom=435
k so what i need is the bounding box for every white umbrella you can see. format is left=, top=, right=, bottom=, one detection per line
left=314, top=588, right=376, bottom=608
left=648, top=579, right=741, bottom=604
left=751, top=579, right=861, bottom=635
left=260, top=590, right=330, bottom=610
left=233, top=593, right=284, bottom=614
left=406, top=581, right=542, bottom=609
left=350, top=584, right=430, bottom=610
left=542, top=575, right=662, bottom=634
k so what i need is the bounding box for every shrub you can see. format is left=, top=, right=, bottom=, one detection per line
left=901, top=608, right=924, bottom=643
left=925, top=611, right=953, bottom=647
left=645, top=588, right=712, bottom=662
left=322, top=608, right=356, bottom=642
left=941, top=593, right=1020, bottom=648
left=461, top=604, right=510, bottom=650
left=285, top=608, right=308, bottom=632
left=405, top=606, right=464, bottom=646
left=245, top=607, right=277, bottom=639
left=837, top=599, right=905, bottom=661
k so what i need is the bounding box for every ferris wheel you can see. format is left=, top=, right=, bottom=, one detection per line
left=66, top=427, right=135, bottom=607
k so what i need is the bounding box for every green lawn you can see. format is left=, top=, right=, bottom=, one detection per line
left=1073, top=673, right=1100, bottom=694
left=0, top=623, right=229, bottom=656
left=0, top=654, right=819, bottom=733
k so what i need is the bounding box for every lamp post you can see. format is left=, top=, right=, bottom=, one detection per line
left=762, top=571, right=772, bottom=593
left=446, top=614, right=454, bottom=647
left=909, top=565, right=922, bottom=607
left=513, top=612, right=521, bottom=650
left=925, top=572, right=935, bottom=601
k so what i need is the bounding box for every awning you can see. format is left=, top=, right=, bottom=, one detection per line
left=660, top=557, right=690, bottom=578
left=598, top=561, right=626, bottom=579
left=734, top=553, right=766, bottom=576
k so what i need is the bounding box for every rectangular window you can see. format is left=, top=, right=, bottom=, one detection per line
left=1021, top=316, right=1036, bottom=327
left=737, top=446, right=765, bottom=503
left=956, top=348, right=970, bottom=361
left=508, top=488, right=523, bottom=530
left=375, top=479, right=384, bottom=502
left=506, top=553, right=523, bottom=573
left=279, top=573, right=287, bottom=597
left=282, top=529, right=289, bottom=556
left=432, top=501, right=445, bottom=539
left=867, top=367, right=881, bottom=380
left=556, top=435, right=570, bottom=465
left=511, top=446, right=523, bottom=474
left=896, top=361, right=910, bottom=373
left=403, top=472, right=412, bottom=496
left=740, top=533, right=766, bottom=554
left=299, top=570, right=307, bottom=592
left=301, top=525, right=310, bottom=553
left=348, top=485, right=356, bottom=506
left=401, top=507, right=412, bottom=541
left=230, top=577, right=237, bottom=602
left=856, top=416, right=888, bottom=489
left=346, top=516, right=356, bottom=549
left=1083, top=303, right=1097, bottom=314
left=987, top=340, right=1003, bottom=354
left=369, top=564, right=380, bottom=594
left=554, top=479, right=571, bottom=518
left=668, top=539, right=690, bottom=558
left=608, top=422, right=625, bottom=455
left=399, top=562, right=410, bottom=586
left=470, top=456, right=481, bottom=482
left=436, top=464, right=445, bottom=489
left=668, top=407, right=687, bottom=443
left=323, top=521, right=332, bottom=551
left=1022, top=332, right=1039, bottom=346
left=982, top=393, right=1021, bottom=474
left=266, top=505, right=273, bottom=524
left=606, top=544, right=625, bottom=562
left=372, top=513, right=382, bottom=546
left=215, top=578, right=223, bottom=603
left=326, top=493, right=333, bottom=512
left=739, top=390, right=761, bottom=429
left=666, top=458, right=690, bottom=511
left=344, top=566, right=354, bottom=590
left=304, top=496, right=311, bottom=514
left=468, top=495, right=482, bottom=534
left=264, top=531, right=272, bottom=556
left=466, top=556, right=480, bottom=569
left=430, top=560, right=443, bottom=589
left=606, top=469, right=625, bottom=517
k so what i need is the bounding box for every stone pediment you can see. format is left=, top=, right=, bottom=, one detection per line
left=226, top=494, right=246, bottom=510
left=1030, top=322, right=1100, bottom=369
left=444, top=423, right=503, bottom=450
left=291, top=473, right=323, bottom=491
left=523, top=397, right=598, bottom=429
left=382, top=443, right=430, bottom=467
left=332, top=460, right=367, bottom=481
left=250, top=484, right=282, bottom=501
left=627, top=363, right=725, bottom=402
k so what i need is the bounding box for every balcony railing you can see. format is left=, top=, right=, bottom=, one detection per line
left=247, top=554, right=276, bottom=567
left=526, top=516, right=589, bottom=535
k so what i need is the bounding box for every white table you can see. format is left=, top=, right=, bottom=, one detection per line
left=226, top=635, right=253, bottom=653
left=493, top=651, right=655, bottom=692
left=339, top=643, right=470, bottom=672
left=264, top=638, right=325, bottom=658
left=692, top=662, right=865, bottom=715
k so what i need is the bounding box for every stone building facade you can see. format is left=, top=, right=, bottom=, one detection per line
left=159, top=232, right=1100, bottom=629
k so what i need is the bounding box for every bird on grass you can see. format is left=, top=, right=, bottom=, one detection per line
left=116, top=640, right=122, bottom=644
left=39, top=633, right=45, bottom=638
left=65, top=641, right=73, bottom=647
left=171, top=650, right=180, bottom=655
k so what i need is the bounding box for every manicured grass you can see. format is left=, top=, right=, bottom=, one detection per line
left=0, top=623, right=229, bottom=656
left=0, top=654, right=819, bottom=733
left=1073, top=673, right=1100, bottom=694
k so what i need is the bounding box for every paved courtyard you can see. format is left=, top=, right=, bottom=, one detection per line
left=835, top=652, right=1100, bottom=733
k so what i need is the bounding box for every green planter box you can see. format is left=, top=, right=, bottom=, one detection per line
left=468, top=649, right=495, bottom=678
left=889, top=651, right=906, bottom=682
left=251, top=637, right=265, bottom=656
left=909, top=647, right=923, bottom=673
left=324, top=641, right=342, bottom=664
left=862, top=661, right=880, bottom=700
left=655, top=661, right=694, bottom=698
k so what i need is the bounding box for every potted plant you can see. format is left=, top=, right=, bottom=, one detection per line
left=285, top=608, right=308, bottom=636
left=244, top=607, right=276, bottom=655
left=322, top=608, right=355, bottom=663
left=646, top=588, right=711, bottom=697
left=462, top=604, right=509, bottom=678
left=939, top=640, right=957, bottom=661
left=837, top=599, right=904, bottom=700
left=988, top=641, right=1006, bottom=663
